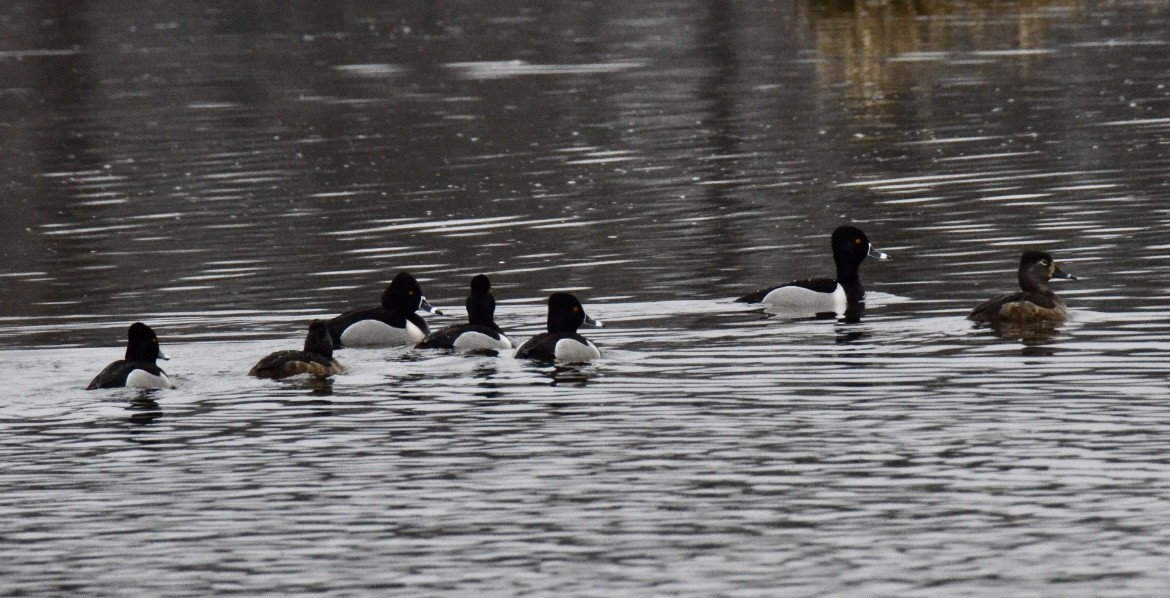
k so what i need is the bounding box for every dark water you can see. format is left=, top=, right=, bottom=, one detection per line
left=3, top=1, right=1170, bottom=595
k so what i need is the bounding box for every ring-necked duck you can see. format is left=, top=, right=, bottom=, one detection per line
left=87, top=322, right=173, bottom=390
left=326, top=271, right=440, bottom=347
left=417, top=274, right=512, bottom=352
left=249, top=320, right=343, bottom=379
left=514, top=292, right=602, bottom=363
left=736, top=225, right=889, bottom=313
left=969, top=250, right=1076, bottom=325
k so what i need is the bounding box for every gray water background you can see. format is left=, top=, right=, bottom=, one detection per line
left=2, top=1, right=1170, bottom=595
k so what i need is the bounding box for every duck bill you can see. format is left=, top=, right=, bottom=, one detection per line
left=582, top=313, right=603, bottom=328
left=867, top=244, right=890, bottom=260
left=1052, top=266, right=1076, bottom=281
left=157, top=350, right=170, bottom=361
left=418, top=296, right=443, bottom=315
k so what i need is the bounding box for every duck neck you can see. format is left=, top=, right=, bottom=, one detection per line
left=467, top=295, right=498, bottom=329
left=126, top=346, right=157, bottom=363
left=836, top=266, right=864, bottom=303
left=304, top=335, right=333, bottom=359
left=469, top=311, right=498, bottom=330
left=548, top=314, right=577, bottom=335
left=308, top=343, right=332, bottom=360
left=1019, top=273, right=1053, bottom=296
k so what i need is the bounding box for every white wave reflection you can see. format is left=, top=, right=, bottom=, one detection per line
left=332, top=63, right=406, bottom=77
left=445, top=60, right=645, bottom=80
left=0, top=48, right=76, bottom=58
left=328, top=215, right=598, bottom=239
left=4, top=296, right=1170, bottom=595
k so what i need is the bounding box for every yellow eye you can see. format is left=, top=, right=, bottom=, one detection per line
left=572, top=306, right=579, bottom=312
left=409, top=290, right=415, bottom=295
left=855, top=238, right=862, bottom=245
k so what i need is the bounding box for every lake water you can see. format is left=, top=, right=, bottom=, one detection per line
left=3, top=1, right=1170, bottom=595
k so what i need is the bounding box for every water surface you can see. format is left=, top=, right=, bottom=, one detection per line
left=2, top=1, right=1170, bottom=595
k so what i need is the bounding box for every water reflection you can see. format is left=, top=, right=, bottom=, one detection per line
left=834, top=310, right=869, bottom=344
left=279, top=397, right=335, bottom=417
left=1, top=1, right=1170, bottom=596
left=809, top=0, right=1080, bottom=106
left=763, top=301, right=866, bottom=323
left=472, top=362, right=504, bottom=401
left=126, top=395, right=163, bottom=425
left=979, top=319, right=1063, bottom=347
left=300, top=376, right=335, bottom=397
left=840, top=301, right=865, bottom=324
left=548, top=364, right=594, bottom=387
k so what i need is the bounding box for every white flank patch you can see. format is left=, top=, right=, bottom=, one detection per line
left=453, top=331, right=513, bottom=352
left=762, top=284, right=847, bottom=312
left=126, top=369, right=173, bottom=389
left=554, top=338, right=601, bottom=363
left=340, top=320, right=424, bottom=347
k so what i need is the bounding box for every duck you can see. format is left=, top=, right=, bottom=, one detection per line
left=249, top=320, right=343, bottom=379
left=734, top=222, right=889, bottom=311
left=736, top=225, right=889, bottom=314
left=325, top=271, right=440, bottom=347
left=514, top=292, right=602, bottom=363
left=417, top=274, right=512, bottom=352
left=968, top=250, right=1076, bottom=325
left=87, top=322, right=174, bottom=390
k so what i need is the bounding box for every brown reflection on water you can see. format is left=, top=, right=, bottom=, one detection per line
left=808, top=0, right=1081, bottom=106
left=0, top=1, right=1167, bottom=346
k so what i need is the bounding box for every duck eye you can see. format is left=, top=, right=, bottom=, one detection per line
left=855, top=238, right=861, bottom=245
left=572, top=306, right=579, bottom=312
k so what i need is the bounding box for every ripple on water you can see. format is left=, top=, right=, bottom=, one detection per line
left=3, top=1, right=1170, bottom=595
left=3, top=296, right=1170, bottom=594
left=444, top=60, right=646, bottom=80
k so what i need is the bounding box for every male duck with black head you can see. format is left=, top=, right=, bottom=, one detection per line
left=969, top=250, right=1076, bottom=326
left=250, top=320, right=343, bottom=379
left=418, top=274, right=512, bottom=352
left=326, top=272, right=441, bottom=347
left=515, top=292, right=602, bottom=363
left=87, top=322, right=174, bottom=390
left=736, top=225, right=889, bottom=316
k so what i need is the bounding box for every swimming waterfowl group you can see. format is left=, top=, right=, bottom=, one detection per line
left=87, top=272, right=604, bottom=388
left=86, top=225, right=1077, bottom=389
